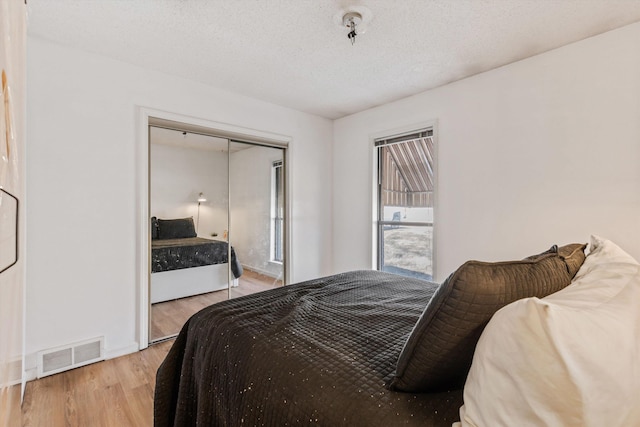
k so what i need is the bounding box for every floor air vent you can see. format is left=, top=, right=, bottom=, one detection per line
left=37, top=337, right=104, bottom=378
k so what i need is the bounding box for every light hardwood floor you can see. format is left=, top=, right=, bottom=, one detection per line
left=21, top=340, right=173, bottom=427
left=1, top=384, right=21, bottom=427
left=151, top=268, right=282, bottom=340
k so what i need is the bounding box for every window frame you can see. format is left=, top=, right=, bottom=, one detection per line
left=270, top=159, right=284, bottom=263
left=374, top=127, right=436, bottom=280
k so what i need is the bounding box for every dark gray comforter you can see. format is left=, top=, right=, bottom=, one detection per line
left=151, top=237, right=243, bottom=278
left=154, top=270, right=463, bottom=427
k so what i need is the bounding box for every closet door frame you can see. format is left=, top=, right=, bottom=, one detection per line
left=137, top=107, right=291, bottom=349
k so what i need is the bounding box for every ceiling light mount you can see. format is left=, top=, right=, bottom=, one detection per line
left=334, top=6, right=372, bottom=46
left=343, top=12, right=362, bottom=45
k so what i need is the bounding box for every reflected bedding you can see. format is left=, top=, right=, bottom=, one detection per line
left=151, top=237, right=243, bottom=278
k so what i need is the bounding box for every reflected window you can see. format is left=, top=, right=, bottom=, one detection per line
left=271, top=160, right=284, bottom=263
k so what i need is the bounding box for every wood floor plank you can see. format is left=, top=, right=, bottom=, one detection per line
left=22, top=374, right=67, bottom=426
left=1, top=385, right=23, bottom=427
left=124, top=383, right=155, bottom=427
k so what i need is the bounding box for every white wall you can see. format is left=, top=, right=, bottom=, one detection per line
left=333, top=23, right=640, bottom=282
left=150, top=143, right=228, bottom=238
left=26, top=36, right=333, bottom=371
left=230, top=145, right=284, bottom=278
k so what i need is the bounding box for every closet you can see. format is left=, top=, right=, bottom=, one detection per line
left=148, top=119, right=286, bottom=343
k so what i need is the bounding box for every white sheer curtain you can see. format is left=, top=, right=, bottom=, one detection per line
left=0, top=0, right=26, bottom=423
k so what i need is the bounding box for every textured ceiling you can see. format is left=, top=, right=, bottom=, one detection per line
left=27, top=0, right=640, bottom=119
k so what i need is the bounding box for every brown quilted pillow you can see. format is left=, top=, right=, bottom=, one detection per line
left=388, top=243, right=587, bottom=393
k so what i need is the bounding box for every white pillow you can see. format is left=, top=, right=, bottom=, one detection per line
left=455, top=236, right=640, bottom=427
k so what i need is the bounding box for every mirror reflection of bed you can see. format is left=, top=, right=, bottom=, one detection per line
left=148, top=123, right=285, bottom=342
left=150, top=268, right=283, bottom=341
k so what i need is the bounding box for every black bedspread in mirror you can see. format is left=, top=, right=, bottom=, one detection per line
left=151, top=237, right=243, bottom=278
left=154, top=270, right=462, bottom=427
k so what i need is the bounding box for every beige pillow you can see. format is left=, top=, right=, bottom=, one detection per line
left=458, top=236, right=640, bottom=427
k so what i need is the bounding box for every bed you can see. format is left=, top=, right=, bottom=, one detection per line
left=154, top=270, right=464, bottom=427
left=151, top=217, right=243, bottom=304
left=155, top=237, right=640, bottom=426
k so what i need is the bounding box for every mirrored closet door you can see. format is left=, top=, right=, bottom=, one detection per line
left=228, top=141, right=285, bottom=299
left=148, top=123, right=287, bottom=343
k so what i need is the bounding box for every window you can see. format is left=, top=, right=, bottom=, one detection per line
left=376, top=129, right=435, bottom=280
left=271, top=160, right=284, bottom=263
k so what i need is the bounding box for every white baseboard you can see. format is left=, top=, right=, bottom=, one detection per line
left=24, top=367, right=36, bottom=383
left=24, top=352, right=37, bottom=382
left=0, top=357, right=24, bottom=387
left=242, top=264, right=281, bottom=280
left=104, top=342, right=140, bottom=360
